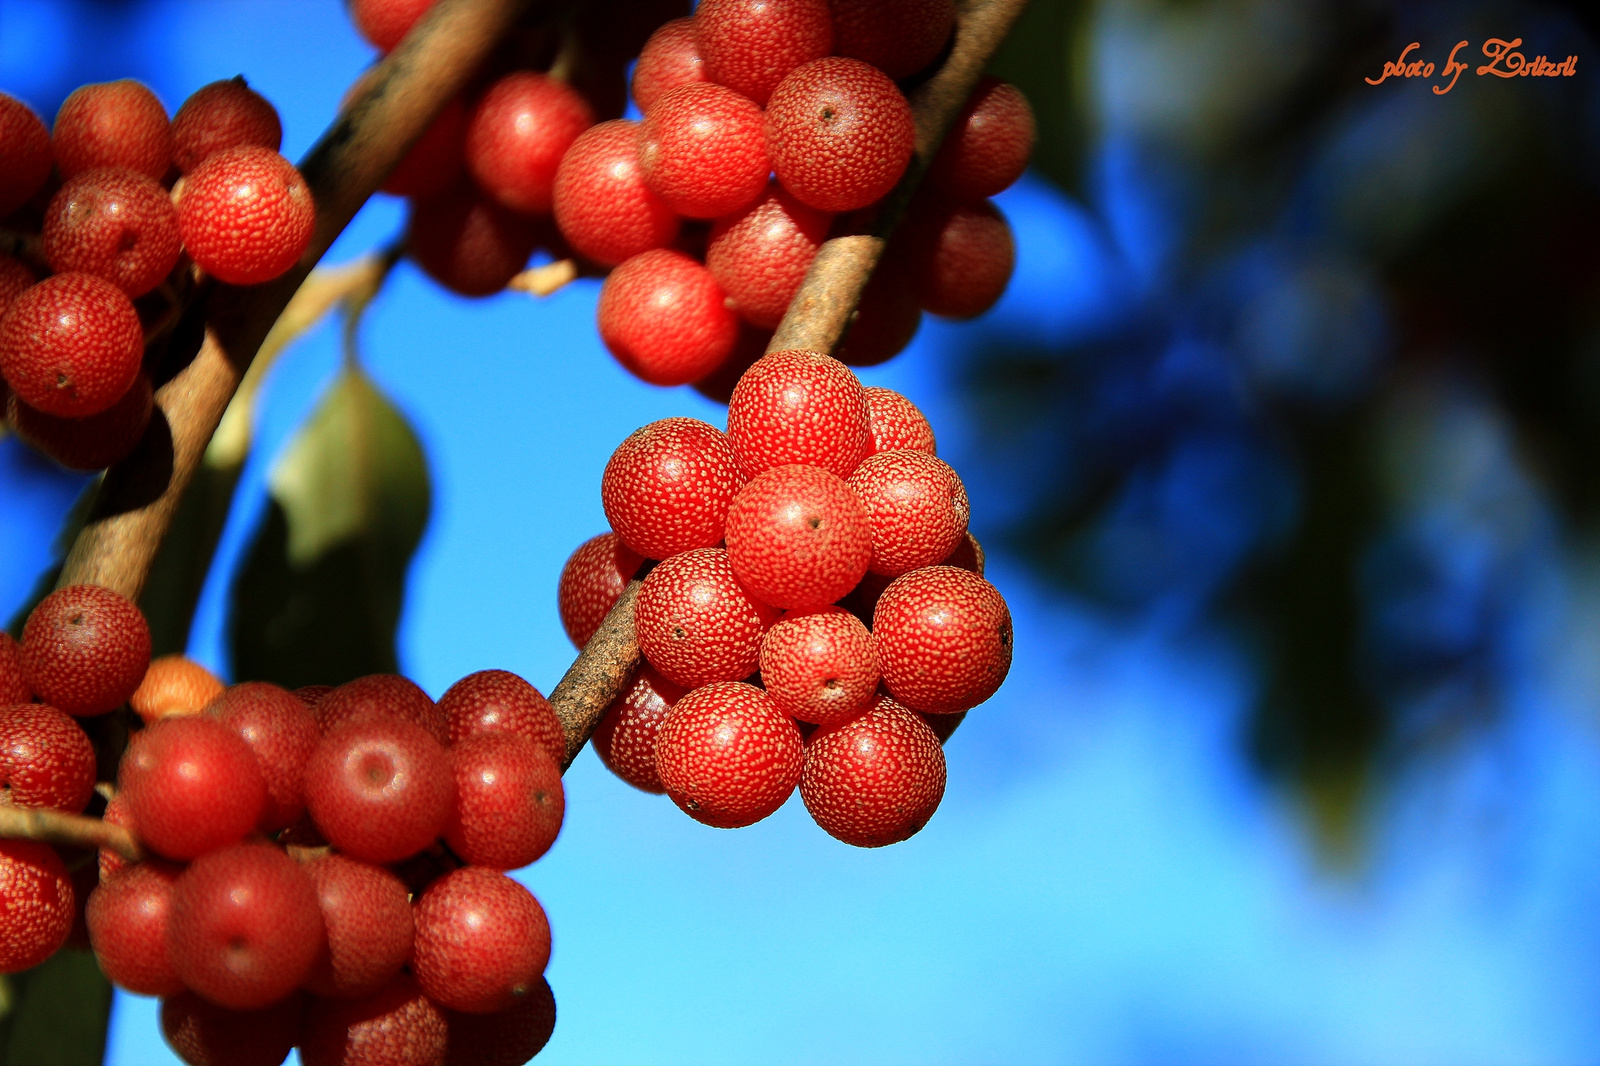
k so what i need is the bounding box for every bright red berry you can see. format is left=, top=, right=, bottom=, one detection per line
left=0, top=702, right=96, bottom=812
left=446, top=733, right=564, bottom=869
left=927, top=77, right=1036, bottom=202
left=908, top=198, right=1015, bottom=319
left=52, top=80, right=171, bottom=182
left=592, top=664, right=685, bottom=794
left=407, top=182, right=541, bottom=296
left=170, top=77, right=283, bottom=175
left=0, top=272, right=144, bottom=419
left=862, top=386, right=935, bottom=457
left=413, top=867, right=551, bottom=1014
left=19, top=582, right=151, bottom=715
left=759, top=606, right=879, bottom=726
left=85, top=859, right=186, bottom=996
left=847, top=450, right=969, bottom=576
left=552, top=119, right=679, bottom=267
left=0, top=92, right=52, bottom=216
left=315, top=673, right=447, bottom=744
left=302, top=853, right=416, bottom=1000
left=439, top=669, right=564, bottom=767
left=0, top=840, right=74, bottom=973
left=600, top=417, right=743, bottom=559
left=801, top=693, right=946, bottom=847
left=7, top=370, right=153, bottom=472
left=765, top=58, right=914, bottom=213
left=99, top=790, right=135, bottom=882
left=597, top=248, right=739, bottom=385
left=724, top=463, right=873, bottom=609
left=706, top=182, right=831, bottom=329
left=350, top=0, right=440, bottom=51
left=0, top=632, right=27, bottom=703
left=694, top=0, right=833, bottom=107
left=465, top=72, right=594, bottom=215
left=874, top=566, right=1013, bottom=713
left=119, top=715, right=267, bottom=860
left=655, top=680, right=802, bottom=828
left=304, top=717, right=455, bottom=864
left=632, top=17, right=708, bottom=114
left=830, top=0, right=956, bottom=80
left=557, top=532, right=646, bottom=650
left=206, top=681, right=322, bottom=832
left=634, top=548, right=781, bottom=687
left=160, top=991, right=303, bottom=1066
left=443, top=978, right=557, bottom=1066
left=296, top=684, right=336, bottom=707
left=639, top=84, right=768, bottom=220
left=834, top=258, right=921, bottom=367
left=178, top=146, right=315, bottom=285
left=301, top=974, right=448, bottom=1066
left=726, top=349, right=869, bottom=478
left=384, top=94, right=468, bottom=199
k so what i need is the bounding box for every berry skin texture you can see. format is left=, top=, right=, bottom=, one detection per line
left=0, top=93, right=52, bottom=217
left=759, top=606, right=880, bottom=727
left=552, top=119, right=679, bottom=268
left=465, top=72, right=594, bottom=215
left=443, top=978, right=557, bottom=1066
left=847, top=450, right=969, bottom=576
left=413, top=867, right=552, bottom=1014
left=206, top=680, right=322, bottom=832
left=632, top=17, right=708, bottom=115
left=0, top=840, right=74, bottom=973
left=557, top=532, right=646, bottom=650
left=446, top=733, right=564, bottom=869
left=874, top=566, right=1013, bottom=714
left=724, top=463, right=873, bottom=609
left=0, top=255, right=35, bottom=319
left=801, top=694, right=946, bottom=847
left=131, top=653, right=225, bottom=723
left=118, top=715, right=267, bottom=860
left=600, top=417, right=743, bottom=560
left=909, top=198, right=1015, bottom=319
left=592, top=664, right=686, bottom=793
left=765, top=58, right=915, bottom=213
left=706, top=182, right=831, bottom=329
left=304, top=717, right=455, bottom=864
left=384, top=95, right=467, bottom=200
left=726, top=349, right=870, bottom=479
left=160, top=990, right=304, bottom=1066
left=85, top=859, right=186, bottom=996
left=7, top=370, right=150, bottom=474
left=316, top=673, right=448, bottom=744
left=597, top=249, right=739, bottom=386
left=99, top=791, right=135, bottom=882
left=862, top=386, right=935, bottom=457
left=407, top=183, right=540, bottom=297
left=639, top=84, right=768, bottom=220
left=302, top=853, right=416, bottom=1000
left=52, top=80, right=171, bottom=182
left=0, top=703, right=96, bottom=812
left=439, top=669, right=564, bottom=768
left=300, top=974, right=449, bottom=1066
left=171, top=77, right=283, bottom=175
left=635, top=548, right=781, bottom=688
left=695, top=0, right=833, bottom=107
left=19, top=583, right=151, bottom=716
left=942, top=530, right=985, bottom=575
left=178, top=146, right=315, bottom=286
left=0, top=272, right=145, bottom=419
left=928, top=77, right=1036, bottom=202
left=0, top=632, right=28, bottom=703
left=42, top=167, right=181, bottom=297
left=655, top=681, right=803, bottom=828
left=351, top=0, right=440, bottom=51
left=830, top=0, right=956, bottom=81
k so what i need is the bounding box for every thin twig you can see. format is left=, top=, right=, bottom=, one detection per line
left=0, top=805, right=143, bottom=862
left=508, top=259, right=580, bottom=297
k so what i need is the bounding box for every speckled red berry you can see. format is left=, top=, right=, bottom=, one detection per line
left=726, top=349, right=869, bottom=478
left=0, top=839, right=74, bottom=973
left=639, top=83, right=768, bottom=220
left=86, top=859, right=186, bottom=996
left=446, top=733, right=563, bottom=869
left=847, top=449, right=968, bottom=576
left=99, top=791, right=134, bottom=882
left=874, top=565, right=1012, bottom=713
left=466, top=72, right=593, bottom=215
left=0, top=92, right=52, bottom=217
left=171, top=77, right=283, bottom=175
left=413, top=866, right=551, bottom=1014
left=316, top=673, right=447, bottom=743
left=706, top=182, right=831, bottom=330
left=304, top=717, right=455, bottom=865
left=19, top=582, right=151, bottom=715
left=0, top=255, right=34, bottom=319
left=206, top=681, right=321, bottom=832
left=160, top=991, right=303, bottom=1066
left=655, top=681, right=802, bottom=828
left=385, top=95, right=467, bottom=199
left=725, top=463, right=872, bottom=609
left=695, top=0, right=833, bottom=106
left=801, top=693, right=945, bottom=847
left=0, top=702, right=96, bottom=812
left=443, top=978, right=557, bottom=1066
left=178, top=146, right=314, bottom=285
left=52, top=80, right=171, bottom=182
left=119, top=715, right=267, bottom=860
left=597, top=248, right=739, bottom=385
left=908, top=198, right=1015, bottom=319
left=600, top=417, right=743, bottom=560
left=301, top=974, right=448, bottom=1066
left=862, top=386, right=935, bottom=457
left=302, top=853, right=416, bottom=1000
left=7, top=370, right=153, bottom=472
left=407, top=182, right=540, bottom=297
left=635, top=548, right=781, bottom=687
left=927, top=77, right=1036, bottom=202
left=440, top=669, right=564, bottom=768
left=765, top=58, right=913, bottom=213
left=350, top=0, right=440, bottom=51
left=553, top=119, right=679, bottom=267
left=633, top=17, right=708, bottom=114
left=759, top=606, right=878, bottom=726
left=0, top=272, right=144, bottom=419
left=830, top=0, right=955, bottom=80
left=0, top=633, right=28, bottom=704
left=557, top=532, right=646, bottom=650
left=592, top=664, right=685, bottom=793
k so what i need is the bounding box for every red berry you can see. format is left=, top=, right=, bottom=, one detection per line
left=908, top=198, right=1015, bottom=318
left=206, top=681, right=322, bottom=832
left=632, top=17, right=708, bottom=114
left=0, top=273, right=144, bottom=418
left=446, top=733, right=564, bottom=869
left=834, top=258, right=921, bottom=367
left=639, top=84, right=768, bottom=220
left=874, top=566, right=1012, bottom=713
left=552, top=119, right=679, bottom=267
left=316, top=674, right=447, bottom=744
left=99, top=790, right=135, bottom=882
left=167, top=842, right=324, bottom=1009
left=0, top=632, right=28, bottom=703
left=862, top=386, right=935, bottom=457
left=7, top=370, right=153, bottom=472
left=695, top=0, right=833, bottom=106
left=0, top=702, right=96, bottom=812
left=296, top=684, right=336, bottom=707
left=413, top=867, right=551, bottom=1014
left=800, top=693, right=945, bottom=847
left=634, top=548, right=780, bottom=688
left=726, top=349, right=869, bottom=478
left=927, top=77, right=1035, bottom=202
left=351, top=0, right=440, bottom=51
left=557, top=532, right=646, bottom=650
left=302, top=853, right=416, bottom=1000
left=384, top=95, right=467, bottom=199
left=85, top=859, right=186, bottom=996
left=759, top=606, right=879, bottom=726
left=693, top=321, right=770, bottom=405
left=706, top=181, right=831, bottom=329
left=178, top=146, right=315, bottom=285
left=830, top=0, right=955, bottom=80
left=592, top=664, right=685, bottom=793
left=42, top=167, right=180, bottom=297
left=19, top=583, right=151, bottom=715
left=407, top=182, right=540, bottom=296
left=600, top=417, right=743, bottom=559
left=304, top=718, right=455, bottom=864
left=941, top=530, right=984, bottom=574
left=0, top=92, right=52, bottom=216
left=160, top=990, right=303, bottom=1066
left=847, top=450, right=968, bottom=576
left=443, top=978, right=557, bottom=1066
left=724, top=463, right=872, bottom=609
left=301, top=974, right=448, bottom=1066
left=597, top=248, right=739, bottom=385
left=0, top=839, right=74, bottom=973
left=765, top=58, right=914, bottom=213
left=52, top=80, right=171, bottom=182
left=171, top=77, right=283, bottom=175
left=119, top=715, right=267, bottom=860
left=0, top=254, right=34, bottom=319
left=655, top=680, right=802, bottom=828
left=465, top=72, right=594, bottom=215
left=439, top=669, right=564, bottom=767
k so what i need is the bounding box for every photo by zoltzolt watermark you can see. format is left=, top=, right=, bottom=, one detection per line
left=1367, top=38, right=1577, bottom=94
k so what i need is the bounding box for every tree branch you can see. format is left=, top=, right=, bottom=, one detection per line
left=0, top=805, right=143, bottom=862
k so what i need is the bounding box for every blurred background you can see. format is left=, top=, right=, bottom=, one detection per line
left=5, top=0, right=1600, bottom=1062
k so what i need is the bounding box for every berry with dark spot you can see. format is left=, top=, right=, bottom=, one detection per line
left=413, top=866, right=551, bottom=1014
left=873, top=565, right=1012, bottom=713
left=655, top=680, right=802, bottom=828
left=800, top=693, right=945, bottom=847
left=600, top=417, right=743, bottom=560
left=446, top=733, right=564, bottom=869
left=724, top=463, right=872, bottom=609
left=42, top=167, right=181, bottom=297
left=634, top=548, right=780, bottom=687
left=765, top=58, right=914, bottom=213
left=7, top=370, right=153, bottom=472
left=304, top=717, right=455, bottom=865
left=0, top=273, right=145, bottom=419
left=759, top=606, right=879, bottom=726
left=19, top=583, right=150, bottom=716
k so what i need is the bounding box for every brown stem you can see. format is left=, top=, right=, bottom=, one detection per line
left=550, top=580, right=643, bottom=770
left=0, top=805, right=143, bottom=862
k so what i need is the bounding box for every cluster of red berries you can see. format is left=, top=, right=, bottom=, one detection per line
left=0, top=79, right=312, bottom=472
left=559, top=348, right=1012, bottom=846
left=1, top=584, right=562, bottom=1066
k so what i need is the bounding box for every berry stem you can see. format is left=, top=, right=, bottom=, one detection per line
left=0, top=804, right=144, bottom=862
left=548, top=577, right=645, bottom=769
left=508, top=259, right=580, bottom=297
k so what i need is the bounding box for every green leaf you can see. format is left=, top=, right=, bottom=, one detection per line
left=228, top=367, right=430, bottom=689
left=0, top=950, right=112, bottom=1066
